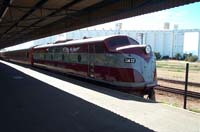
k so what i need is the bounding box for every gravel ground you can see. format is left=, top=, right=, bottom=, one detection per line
left=155, top=90, right=200, bottom=113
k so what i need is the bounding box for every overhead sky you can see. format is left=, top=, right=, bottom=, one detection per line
left=85, top=2, right=200, bottom=30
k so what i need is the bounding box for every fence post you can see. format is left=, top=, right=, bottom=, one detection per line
left=183, top=63, right=189, bottom=109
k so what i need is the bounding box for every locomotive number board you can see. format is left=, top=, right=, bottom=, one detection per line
left=124, top=58, right=136, bottom=63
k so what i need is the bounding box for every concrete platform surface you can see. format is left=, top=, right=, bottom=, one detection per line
left=0, top=60, right=200, bottom=132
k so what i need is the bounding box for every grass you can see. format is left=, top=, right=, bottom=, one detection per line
left=167, top=69, right=184, bottom=72
left=156, top=60, right=200, bottom=83
left=188, top=108, right=200, bottom=113
left=157, top=60, right=200, bottom=72
left=172, top=102, right=179, bottom=107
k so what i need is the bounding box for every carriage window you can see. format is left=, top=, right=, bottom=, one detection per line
left=48, top=48, right=52, bottom=53
left=107, top=37, right=130, bottom=50
left=54, top=47, right=62, bottom=53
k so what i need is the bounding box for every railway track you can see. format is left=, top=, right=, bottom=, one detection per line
left=157, top=78, right=200, bottom=87
left=155, top=85, right=200, bottom=99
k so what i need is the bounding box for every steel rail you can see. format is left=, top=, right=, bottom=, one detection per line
left=155, top=85, right=200, bottom=99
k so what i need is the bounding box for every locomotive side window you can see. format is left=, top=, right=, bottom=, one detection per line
left=51, top=54, right=53, bottom=60
left=77, top=55, right=81, bottom=62
left=95, top=43, right=105, bottom=53
left=47, top=48, right=54, bottom=61
left=53, top=47, right=63, bottom=61
left=27, top=52, right=29, bottom=58
left=95, top=43, right=105, bottom=65
left=62, top=54, right=65, bottom=61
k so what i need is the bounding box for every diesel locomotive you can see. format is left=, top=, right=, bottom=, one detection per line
left=1, top=35, right=157, bottom=99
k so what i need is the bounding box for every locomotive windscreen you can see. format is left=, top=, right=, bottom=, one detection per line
left=107, top=36, right=139, bottom=50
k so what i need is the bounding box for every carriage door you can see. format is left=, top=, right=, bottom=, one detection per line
left=88, top=44, right=95, bottom=78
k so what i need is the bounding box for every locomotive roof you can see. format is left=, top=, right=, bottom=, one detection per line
left=34, top=35, right=128, bottom=49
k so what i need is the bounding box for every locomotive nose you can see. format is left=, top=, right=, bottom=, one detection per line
left=119, top=45, right=156, bottom=83
left=127, top=53, right=155, bottom=83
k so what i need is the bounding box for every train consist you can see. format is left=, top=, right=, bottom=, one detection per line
left=1, top=35, right=157, bottom=99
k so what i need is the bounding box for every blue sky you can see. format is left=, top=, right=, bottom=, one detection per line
left=86, top=2, right=200, bottom=30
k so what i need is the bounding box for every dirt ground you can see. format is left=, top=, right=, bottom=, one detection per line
left=155, top=90, right=200, bottom=113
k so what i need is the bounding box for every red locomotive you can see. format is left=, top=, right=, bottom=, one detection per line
left=1, top=35, right=157, bottom=99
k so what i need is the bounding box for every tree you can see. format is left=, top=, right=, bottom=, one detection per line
left=184, top=53, right=198, bottom=62
left=175, top=53, right=181, bottom=60
left=154, top=52, right=161, bottom=60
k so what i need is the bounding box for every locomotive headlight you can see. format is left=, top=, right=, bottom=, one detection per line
left=145, top=45, right=151, bottom=54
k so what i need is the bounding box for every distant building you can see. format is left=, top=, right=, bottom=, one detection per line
left=164, top=22, right=170, bottom=30
left=174, top=24, right=179, bottom=30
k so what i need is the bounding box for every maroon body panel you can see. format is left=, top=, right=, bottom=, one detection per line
left=34, top=59, right=138, bottom=83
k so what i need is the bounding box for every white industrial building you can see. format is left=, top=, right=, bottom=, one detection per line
left=34, top=29, right=200, bottom=60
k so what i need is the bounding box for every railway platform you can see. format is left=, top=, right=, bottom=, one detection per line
left=0, top=60, right=199, bottom=132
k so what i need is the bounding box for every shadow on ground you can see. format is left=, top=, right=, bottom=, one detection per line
left=0, top=61, right=155, bottom=132
left=13, top=61, right=157, bottom=103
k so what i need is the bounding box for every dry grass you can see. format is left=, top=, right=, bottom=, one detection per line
left=157, top=60, right=200, bottom=83
left=156, top=60, right=200, bottom=92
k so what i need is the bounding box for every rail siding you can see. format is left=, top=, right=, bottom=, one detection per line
left=157, top=77, right=200, bottom=87
left=155, top=85, right=200, bottom=99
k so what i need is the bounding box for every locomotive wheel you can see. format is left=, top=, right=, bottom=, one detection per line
left=148, top=89, right=156, bottom=101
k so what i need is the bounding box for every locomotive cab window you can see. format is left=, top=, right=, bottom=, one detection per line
left=128, top=37, right=139, bottom=45
left=107, top=37, right=130, bottom=50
